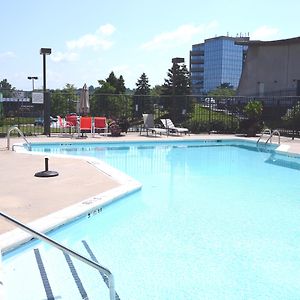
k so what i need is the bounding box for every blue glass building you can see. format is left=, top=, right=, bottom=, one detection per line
left=190, top=36, right=248, bottom=94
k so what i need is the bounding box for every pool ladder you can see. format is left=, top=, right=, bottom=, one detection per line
left=257, top=128, right=280, bottom=145
left=0, top=211, right=117, bottom=300
left=6, top=126, right=31, bottom=151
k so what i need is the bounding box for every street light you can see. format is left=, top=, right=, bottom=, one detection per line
left=40, top=48, right=51, bottom=136
left=27, top=76, right=38, bottom=90
left=172, top=57, right=184, bottom=64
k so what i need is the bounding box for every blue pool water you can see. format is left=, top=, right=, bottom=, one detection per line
left=4, top=140, right=300, bottom=299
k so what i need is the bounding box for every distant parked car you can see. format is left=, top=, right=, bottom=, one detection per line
left=204, top=97, right=216, bottom=105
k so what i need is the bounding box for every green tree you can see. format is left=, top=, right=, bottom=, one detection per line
left=150, top=85, right=163, bottom=97
left=91, top=77, right=132, bottom=118
left=135, top=73, right=150, bottom=95
left=106, top=72, right=118, bottom=88
left=208, top=82, right=236, bottom=97
left=282, top=101, right=300, bottom=130
left=0, top=79, right=15, bottom=97
left=240, top=100, right=263, bottom=136
left=116, top=75, right=126, bottom=94
left=162, top=63, right=190, bottom=96
left=106, top=72, right=126, bottom=94
left=161, top=63, right=190, bottom=121
left=50, top=84, right=77, bottom=116
left=134, top=73, right=152, bottom=114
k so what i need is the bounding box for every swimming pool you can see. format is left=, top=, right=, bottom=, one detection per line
left=3, top=139, right=300, bottom=299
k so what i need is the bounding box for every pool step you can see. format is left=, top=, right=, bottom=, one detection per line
left=63, top=252, right=88, bottom=300
left=32, top=241, right=119, bottom=300
left=34, top=249, right=57, bottom=299
left=82, top=240, right=120, bottom=300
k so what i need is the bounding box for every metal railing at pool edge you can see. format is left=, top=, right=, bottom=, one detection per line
left=6, top=126, right=31, bottom=151
left=0, top=211, right=116, bottom=300
left=257, top=128, right=280, bottom=145
left=265, top=129, right=280, bottom=144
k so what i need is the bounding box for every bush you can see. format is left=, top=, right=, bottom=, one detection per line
left=185, top=119, right=238, bottom=134
left=240, top=100, right=263, bottom=136
left=282, top=101, right=300, bottom=130
left=243, top=100, right=263, bottom=121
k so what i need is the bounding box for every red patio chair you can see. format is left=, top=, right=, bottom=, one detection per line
left=93, top=117, right=108, bottom=137
left=79, top=116, right=92, bottom=134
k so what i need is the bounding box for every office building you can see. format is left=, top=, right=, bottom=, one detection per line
left=236, top=36, right=300, bottom=96
left=190, top=36, right=248, bottom=94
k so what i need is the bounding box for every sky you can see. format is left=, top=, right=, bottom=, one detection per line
left=1, top=0, right=300, bottom=91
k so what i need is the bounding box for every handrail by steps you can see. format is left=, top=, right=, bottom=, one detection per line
left=0, top=211, right=116, bottom=300
left=6, top=126, right=31, bottom=151
left=256, top=128, right=271, bottom=144
left=257, top=128, right=280, bottom=145
left=265, top=129, right=280, bottom=145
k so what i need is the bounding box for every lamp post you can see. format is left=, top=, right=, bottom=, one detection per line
left=40, top=48, right=51, bottom=136
left=27, top=76, right=38, bottom=91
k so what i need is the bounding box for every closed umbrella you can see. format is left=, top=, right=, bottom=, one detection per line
left=79, top=83, right=90, bottom=116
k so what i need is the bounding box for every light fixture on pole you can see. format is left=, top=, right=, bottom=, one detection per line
left=27, top=76, right=38, bottom=91
left=40, top=48, right=51, bottom=136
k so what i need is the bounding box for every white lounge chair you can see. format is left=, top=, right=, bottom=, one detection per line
left=160, top=118, right=189, bottom=135
left=141, top=114, right=167, bottom=136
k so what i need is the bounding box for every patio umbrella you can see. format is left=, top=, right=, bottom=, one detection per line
left=79, top=83, right=90, bottom=116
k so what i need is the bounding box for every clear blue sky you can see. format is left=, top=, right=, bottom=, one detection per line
left=1, top=0, right=300, bottom=91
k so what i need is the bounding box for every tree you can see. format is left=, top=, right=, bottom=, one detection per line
left=116, top=75, right=126, bottom=94
left=240, top=100, right=263, bottom=136
left=90, top=76, right=131, bottom=118
left=134, top=73, right=152, bottom=114
left=162, top=63, right=190, bottom=95
left=106, top=72, right=118, bottom=89
left=282, top=101, right=300, bottom=130
left=208, top=82, right=236, bottom=97
left=161, top=63, right=190, bottom=121
left=50, top=84, right=77, bottom=116
left=135, top=73, right=150, bottom=95
left=0, top=79, right=15, bottom=97
left=106, top=72, right=126, bottom=94
left=150, top=85, right=163, bottom=97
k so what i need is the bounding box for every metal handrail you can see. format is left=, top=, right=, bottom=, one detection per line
left=6, top=126, right=31, bottom=151
left=257, top=128, right=272, bottom=144
left=0, top=211, right=116, bottom=300
left=266, top=129, right=280, bottom=144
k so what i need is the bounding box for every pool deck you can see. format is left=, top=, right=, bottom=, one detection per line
left=1, top=132, right=300, bottom=297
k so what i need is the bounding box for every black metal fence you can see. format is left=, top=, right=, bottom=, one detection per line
left=1, top=91, right=300, bottom=138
